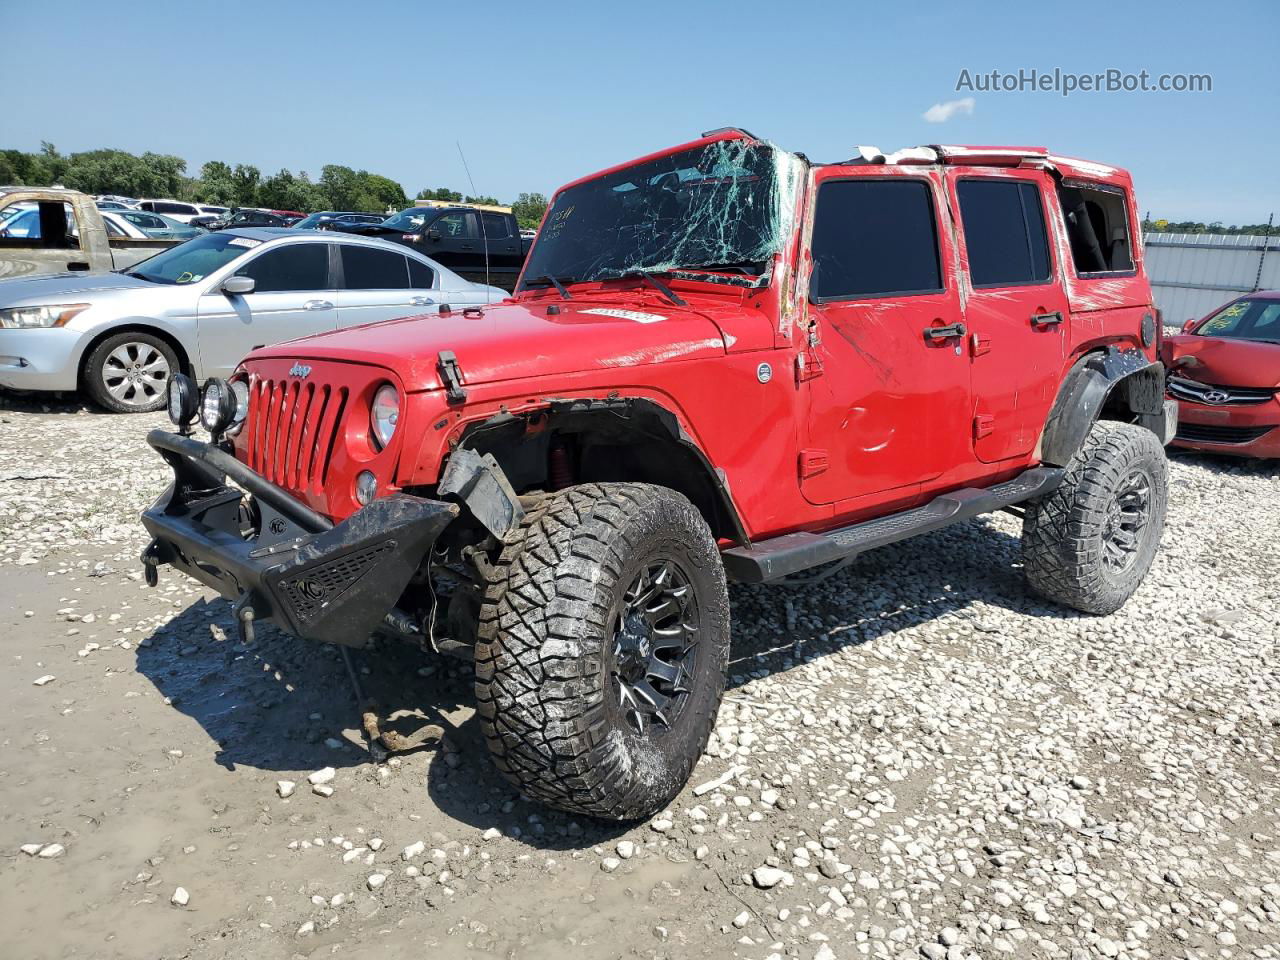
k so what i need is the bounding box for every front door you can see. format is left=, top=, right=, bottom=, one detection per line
left=196, top=242, right=337, bottom=378
left=422, top=211, right=481, bottom=272
left=948, top=171, right=1069, bottom=462
left=801, top=169, right=972, bottom=506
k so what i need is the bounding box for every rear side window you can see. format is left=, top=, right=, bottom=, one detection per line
left=341, top=245, right=411, bottom=289
left=1057, top=183, right=1134, bottom=275
left=957, top=180, right=1052, bottom=287
left=408, top=258, right=434, bottom=289
left=480, top=213, right=511, bottom=239
left=811, top=179, right=942, bottom=300
left=234, top=243, right=329, bottom=292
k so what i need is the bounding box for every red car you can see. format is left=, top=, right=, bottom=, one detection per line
left=139, top=131, right=1173, bottom=820
left=1162, top=292, right=1280, bottom=458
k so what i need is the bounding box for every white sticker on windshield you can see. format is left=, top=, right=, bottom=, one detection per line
left=580, top=308, right=666, bottom=324
left=227, top=237, right=262, bottom=248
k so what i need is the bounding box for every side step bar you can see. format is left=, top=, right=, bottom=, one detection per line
left=722, top=466, right=1064, bottom=583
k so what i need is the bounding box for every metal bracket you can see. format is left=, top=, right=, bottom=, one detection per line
left=437, top=350, right=467, bottom=405
left=438, top=447, right=526, bottom=541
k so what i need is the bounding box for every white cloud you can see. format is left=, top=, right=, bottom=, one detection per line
left=922, top=97, right=975, bottom=124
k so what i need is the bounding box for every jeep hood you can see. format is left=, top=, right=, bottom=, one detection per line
left=251, top=300, right=728, bottom=391
left=1162, top=334, right=1280, bottom=388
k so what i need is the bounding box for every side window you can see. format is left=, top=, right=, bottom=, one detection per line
left=810, top=179, right=943, bottom=300
left=103, top=216, right=125, bottom=238
left=1057, top=183, right=1134, bottom=275
left=340, top=245, right=411, bottom=289
left=480, top=213, right=512, bottom=239
left=431, top=212, right=478, bottom=239
left=234, top=243, right=330, bottom=292
left=408, top=258, right=435, bottom=289
left=956, top=179, right=1052, bottom=287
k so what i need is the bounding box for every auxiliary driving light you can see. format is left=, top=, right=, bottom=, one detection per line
left=167, top=373, right=199, bottom=430
left=355, top=470, right=378, bottom=506
left=200, top=378, right=237, bottom=435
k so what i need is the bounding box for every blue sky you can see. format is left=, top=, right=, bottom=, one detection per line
left=5, top=0, right=1276, bottom=224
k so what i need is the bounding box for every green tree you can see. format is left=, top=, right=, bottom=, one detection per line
left=230, top=164, right=261, bottom=206
left=415, top=186, right=462, bottom=202
left=511, top=191, right=549, bottom=229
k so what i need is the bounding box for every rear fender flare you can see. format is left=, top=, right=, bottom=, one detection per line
left=1039, top=348, right=1166, bottom=466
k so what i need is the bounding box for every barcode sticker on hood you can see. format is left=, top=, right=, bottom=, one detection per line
left=580, top=308, right=666, bottom=324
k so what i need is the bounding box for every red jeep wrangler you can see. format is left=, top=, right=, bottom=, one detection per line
left=141, top=129, right=1175, bottom=820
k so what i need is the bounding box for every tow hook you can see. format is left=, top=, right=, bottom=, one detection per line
left=338, top=645, right=450, bottom=756
left=141, top=539, right=161, bottom=587
left=232, top=596, right=256, bottom=645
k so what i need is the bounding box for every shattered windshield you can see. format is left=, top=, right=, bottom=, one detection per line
left=520, top=140, right=786, bottom=289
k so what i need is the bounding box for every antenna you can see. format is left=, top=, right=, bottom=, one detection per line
left=456, top=140, right=492, bottom=301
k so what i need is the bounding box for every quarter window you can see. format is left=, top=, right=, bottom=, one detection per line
left=811, top=179, right=942, bottom=300
left=340, top=245, right=411, bottom=289
left=1057, top=183, right=1134, bottom=274
left=234, top=243, right=329, bottom=292
left=957, top=179, right=1052, bottom=287
left=408, top=258, right=434, bottom=289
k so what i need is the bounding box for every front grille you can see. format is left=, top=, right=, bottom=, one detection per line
left=1175, top=422, right=1275, bottom=445
left=245, top=378, right=349, bottom=493
left=1167, top=376, right=1277, bottom=406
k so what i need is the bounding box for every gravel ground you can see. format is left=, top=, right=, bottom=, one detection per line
left=1, top=391, right=1278, bottom=960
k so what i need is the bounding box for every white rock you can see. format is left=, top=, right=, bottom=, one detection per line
left=307, top=767, right=335, bottom=786
left=37, top=843, right=65, bottom=859
left=402, top=840, right=425, bottom=860
left=732, top=910, right=751, bottom=928
left=482, top=827, right=501, bottom=841
left=752, top=866, right=791, bottom=889
left=296, top=921, right=315, bottom=936
left=616, top=840, right=636, bottom=859
left=601, top=857, right=621, bottom=872
left=20, top=843, right=43, bottom=856
left=367, top=873, right=387, bottom=889
left=276, top=780, right=295, bottom=799
left=32, top=675, right=55, bottom=686
left=170, top=887, right=189, bottom=906
left=312, top=784, right=334, bottom=798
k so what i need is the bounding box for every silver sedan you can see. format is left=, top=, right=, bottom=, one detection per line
left=0, top=229, right=506, bottom=412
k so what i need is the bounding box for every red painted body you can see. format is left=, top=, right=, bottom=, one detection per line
left=1161, top=292, right=1280, bottom=458
left=234, top=133, right=1158, bottom=542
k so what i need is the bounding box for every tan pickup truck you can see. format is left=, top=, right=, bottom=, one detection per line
left=0, top=187, right=181, bottom=280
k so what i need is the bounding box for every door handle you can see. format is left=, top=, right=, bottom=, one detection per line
left=409, top=296, right=434, bottom=306
left=923, top=322, right=967, bottom=341
left=1030, top=311, right=1064, bottom=328
left=304, top=299, right=333, bottom=310
left=67, top=261, right=90, bottom=271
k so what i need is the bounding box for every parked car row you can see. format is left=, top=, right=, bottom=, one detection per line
left=0, top=224, right=505, bottom=411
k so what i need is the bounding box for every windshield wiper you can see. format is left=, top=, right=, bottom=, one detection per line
left=529, top=274, right=575, bottom=299
left=620, top=270, right=687, bottom=307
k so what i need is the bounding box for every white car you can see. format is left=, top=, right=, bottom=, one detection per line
left=135, top=199, right=211, bottom=224
left=0, top=229, right=507, bottom=412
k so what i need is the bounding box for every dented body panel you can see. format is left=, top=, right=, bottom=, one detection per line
left=202, top=129, right=1161, bottom=557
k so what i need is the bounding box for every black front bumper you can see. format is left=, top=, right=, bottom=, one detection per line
left=140, top=430, right=457, bottom=648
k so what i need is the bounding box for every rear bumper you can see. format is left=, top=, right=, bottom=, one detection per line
left=140, top=429, right=457, bottom=647
left=1169, top=398, right=1280, bottom=458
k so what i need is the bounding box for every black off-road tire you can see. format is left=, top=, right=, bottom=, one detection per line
left=1022, top=420, right=1168, bottom=615
left=82, top=330, right=178, bottom=414
left=474, top=482, right=730, bottom=821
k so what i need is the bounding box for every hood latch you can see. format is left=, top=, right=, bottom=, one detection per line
left=437, top=350, right=467, bottom=405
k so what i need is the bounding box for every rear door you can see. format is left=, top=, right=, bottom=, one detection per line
left=948, top=171, right=1069, bottom=462
left=335, top=244, right=437, bottom=327
left=196, top=242, right=337, bottom=378
left=479, top=212, right=523, bottom=273
left=801, top=168, right=972, bottom=505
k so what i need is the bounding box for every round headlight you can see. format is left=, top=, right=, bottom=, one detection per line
left=167, top=373, right=199, bottom=429
left=225, top=378, right=250, bottom=436
left=370, top=383, right=399, bottom=450
left=200, top=378, right=237, bottom=435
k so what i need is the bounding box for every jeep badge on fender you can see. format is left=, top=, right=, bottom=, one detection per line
left=138, top=130, right=1174, bottom=821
